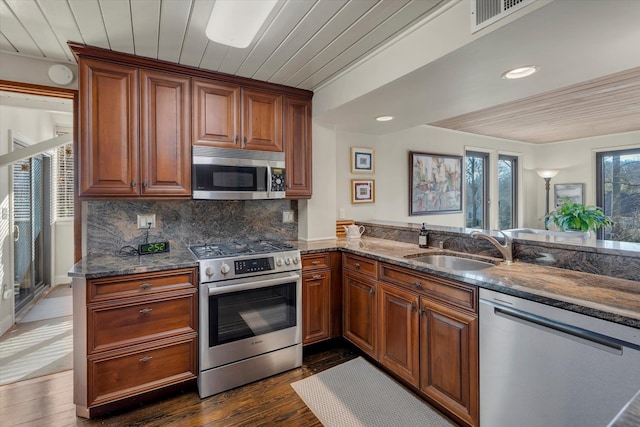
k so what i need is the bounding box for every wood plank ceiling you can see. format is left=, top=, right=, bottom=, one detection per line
left=429, top=66, right=640, bottom=143
left=0, top=0, right=443, bottom=91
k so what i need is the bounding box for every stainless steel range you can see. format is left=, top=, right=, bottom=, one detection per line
left=189, top=241, right=302, bottom=398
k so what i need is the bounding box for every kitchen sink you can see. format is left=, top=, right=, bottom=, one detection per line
left=405, top=254, right=496, bottom=271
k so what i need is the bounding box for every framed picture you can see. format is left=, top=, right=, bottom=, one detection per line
left=351, top=179, right=375, bottom=203
left=409, top=151, right=462, bottom=215
left=554, top=183, right=584, bottom=207
left=351, top=147, right=375, bottom=173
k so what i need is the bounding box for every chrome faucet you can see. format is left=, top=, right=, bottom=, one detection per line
left=470, top=230, right=513, bottom=265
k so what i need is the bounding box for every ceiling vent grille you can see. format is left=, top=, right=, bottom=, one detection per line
left=471, top=0, right=537, bottom=32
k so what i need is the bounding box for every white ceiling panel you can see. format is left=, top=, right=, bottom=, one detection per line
left=198, top=40, right=229, bottom=71
left=130, top=0, right=160, bottom=58
left=67, top=0, right=109, bottom=49
left=99, top=0, right=134, bottom=55
left=0, top=0, right=43, bottom=57
left=283, top=0, right=410, bottom=87
left=250, top=0, right=347, bottom=82
left=178, top=0, right=214, bottom=67
left=0, top=30, right=14, bottom=53
left=36, top=0, right=84, bottom=61
left=5, top=0, right=68, bottom=61
left=235, top=0, right=318, bottom=78
left=158, top=0, right=192, bottom=64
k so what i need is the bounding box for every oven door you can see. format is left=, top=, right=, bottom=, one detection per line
left=199, top=271, right=301, bottom=371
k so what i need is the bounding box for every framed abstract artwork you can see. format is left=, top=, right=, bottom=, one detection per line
left=351, top=179, right=375, bottom=203
left=351, top=147, right=375, bottom=173
left=409, top=151, right=462, bottom=215
left=554, top=183, right=584, bottom=208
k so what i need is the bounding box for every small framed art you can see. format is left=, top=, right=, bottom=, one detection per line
left=554, top=183, right=584, bottom=208
left=351, top=179, right=375, bottom=203
left=351, top=147, right=375, bottom=173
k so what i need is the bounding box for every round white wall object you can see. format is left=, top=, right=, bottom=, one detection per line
left=48, top=64, right=74, bottom=85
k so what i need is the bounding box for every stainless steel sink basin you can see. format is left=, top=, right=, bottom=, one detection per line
left=407, top=254, right=495, bottom=271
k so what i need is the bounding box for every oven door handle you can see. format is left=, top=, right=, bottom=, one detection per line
left=207, top=272, right=300, bottom=295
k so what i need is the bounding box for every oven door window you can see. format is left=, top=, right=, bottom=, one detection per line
left=195, top=164, right=268, bottom=192
left=209, top=282, right=296, bottom=347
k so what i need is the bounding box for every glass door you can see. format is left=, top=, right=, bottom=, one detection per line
left=13, top=151, right=47, bottom=313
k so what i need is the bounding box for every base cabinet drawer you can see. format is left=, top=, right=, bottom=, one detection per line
left=88, top=290, right=197, bottom=354
left=88, top=336, right=197, bottom=407
left=89, top=268, right=196, bottom=302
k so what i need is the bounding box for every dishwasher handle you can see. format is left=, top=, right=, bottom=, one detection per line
left=481, top=298, right=633, bottom=355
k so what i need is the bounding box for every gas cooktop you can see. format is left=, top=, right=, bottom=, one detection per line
left=189, top=240, right=296, bottom=260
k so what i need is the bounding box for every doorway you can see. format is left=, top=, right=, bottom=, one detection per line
left=11, top=133, right=51, bottom=314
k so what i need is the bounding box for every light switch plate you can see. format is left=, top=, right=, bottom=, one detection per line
left=137, top=214, right=156, bottom=229
left=282, top=210, right=294, bottom=223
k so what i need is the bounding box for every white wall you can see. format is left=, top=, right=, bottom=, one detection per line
left=0, top=52, right=78, bottom=90
left=0, top=105, right=73, bottom=335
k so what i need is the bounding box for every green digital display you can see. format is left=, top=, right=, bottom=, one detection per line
left=138, top=241, right=170, bottom=255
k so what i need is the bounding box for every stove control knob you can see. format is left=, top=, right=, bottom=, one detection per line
left=220, top=263, right=231, bottom=274
left=205, top=267, right=214, bottom=277
left=276, top=258, right=284, bottom=266
left=293, top=256, right=300, bottom=265
left=285, top=257, right=292, bottom=265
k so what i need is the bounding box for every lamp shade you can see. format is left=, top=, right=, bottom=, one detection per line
left=536, top=169, right=559, bottom=179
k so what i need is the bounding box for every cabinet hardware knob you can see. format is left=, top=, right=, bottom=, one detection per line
left=140, top=283, right=152, bottom=289
left=131, top=180, right=136, bottom=188
left=369, top=287, right=375, bottom=295
left=143, top=179, right=148, bottom=188
left=311, top=260, right=321, bottom=265
left=139, top=356, right=152, bottom=363
left=411, top=302, right=416, bottom=312
left=139, top=308, right=153, bottom=314
left=235, top=136, right=238, bottom=143
left=418, top=307, right=424, bottom=316
left=414, top=282, right=424, bottom=290
left=243, top=136, right=247, bottom=144
left=354, top=263, right=361, bottom=269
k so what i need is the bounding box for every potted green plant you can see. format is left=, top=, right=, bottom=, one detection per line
left=544, top=198, right=614, bottom=233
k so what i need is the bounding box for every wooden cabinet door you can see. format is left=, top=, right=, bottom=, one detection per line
left=140, top=70, right=191, bottom=196
left=378, top=282, right=419, bottom=387
left=242, top=89, right=282, bottom=151
left=420, top=298, right=479, bottom=427
left=284, top=96, right=312, bottom=199
left=302, top=270, right=331, bottom=344
left=343, top=272, right=377, bottom=357
left=79, top=59, right=138, bottom=196
left=192, top=79, right=240, bottom=148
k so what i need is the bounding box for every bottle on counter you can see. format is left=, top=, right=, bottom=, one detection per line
left=419, top=223, right=429, bottom=248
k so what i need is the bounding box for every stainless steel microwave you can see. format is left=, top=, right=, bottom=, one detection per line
left=192, top=146, right=286, bottom=200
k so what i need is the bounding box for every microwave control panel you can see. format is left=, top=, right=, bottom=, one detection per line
left=271, top=168, right=286, bottom=192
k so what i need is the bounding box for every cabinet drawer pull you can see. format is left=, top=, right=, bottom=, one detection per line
left=414, top=282, right=424, bottom=290
left=139, top=308, right=153, bottom=314
left=140, top=283, right=152, bottom=290
left=131, top=180, right=137, bottom=188
left=312, top=274, right=322, bottom=279
left=311, top=260, right=321, bottom=265
left=354, top=263, right=361, bottom=269
left=139, top=356, right=153, bottom=363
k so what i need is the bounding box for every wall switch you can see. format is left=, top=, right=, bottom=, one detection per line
left=137, top=214, right=156, bottom=229
left=282, top=210, right=294, bottom=223
left=339, top=208, right=346, bottom=219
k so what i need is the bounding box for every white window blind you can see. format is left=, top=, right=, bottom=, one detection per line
left=53, top=125, right=74, bottom=220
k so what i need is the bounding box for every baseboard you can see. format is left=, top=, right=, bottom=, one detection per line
left=0, top=314, right=14, bottom=337
left=54, top=275, right=71, bottom=286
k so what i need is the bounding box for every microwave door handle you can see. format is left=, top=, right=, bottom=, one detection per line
left=266, top=163, right=272, bottom=198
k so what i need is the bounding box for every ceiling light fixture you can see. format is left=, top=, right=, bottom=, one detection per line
left=502, top=65, right=538, bottom=80
left=206, top=0, right=277, bottom=48
left=376, top=116, right=394, bottom=122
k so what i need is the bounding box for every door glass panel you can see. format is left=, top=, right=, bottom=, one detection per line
left=466, top=151, right=489, bottom=228
left=498, top=155, right=517, bottom=230
left=209, top=282, right=297, bottom=346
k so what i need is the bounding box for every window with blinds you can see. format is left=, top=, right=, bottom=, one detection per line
left=53, top=125, right=74, bottom=220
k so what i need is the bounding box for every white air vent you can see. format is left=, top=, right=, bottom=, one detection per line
left=471, top=0, right=537, bottom=32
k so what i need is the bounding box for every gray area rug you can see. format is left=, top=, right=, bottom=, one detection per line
left=291, top=357, right=456, bottom=427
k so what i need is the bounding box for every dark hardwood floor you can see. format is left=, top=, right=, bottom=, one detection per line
left=0, top=340, right=358, bottom=427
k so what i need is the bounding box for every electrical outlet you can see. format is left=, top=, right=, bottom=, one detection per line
left=339, top=208, right=345, bottom=219
left=282, top=210, right=294, bottom=223
left=137, top=214, right=156, bottom=229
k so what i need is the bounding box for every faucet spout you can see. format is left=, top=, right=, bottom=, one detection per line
left=470, top=230, right=513, bottom=265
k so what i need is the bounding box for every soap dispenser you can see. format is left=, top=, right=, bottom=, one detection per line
left=419, top=223, right=429, bottom=248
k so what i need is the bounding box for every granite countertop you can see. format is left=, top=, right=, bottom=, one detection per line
left=297, top=237, right=640, bottom=329
left=68, top=240, right=198, bottom=279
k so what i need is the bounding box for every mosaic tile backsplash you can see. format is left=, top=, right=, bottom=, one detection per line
left=86, top=200, right=298, bottom=256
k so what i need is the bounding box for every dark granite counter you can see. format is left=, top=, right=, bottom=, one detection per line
left=296, top=237, right=640, bottom=329
left=609, top=389, right=640, bottom=427
left=68, top=240, right=198, bottom=279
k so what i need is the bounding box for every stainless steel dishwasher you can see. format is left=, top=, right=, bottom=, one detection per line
left=480, top=288, right=640, bottom=427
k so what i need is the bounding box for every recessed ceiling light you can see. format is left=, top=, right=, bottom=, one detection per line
left=376, top=116, right=394, bottom=122
left=502, top=66, right=538, bottom=80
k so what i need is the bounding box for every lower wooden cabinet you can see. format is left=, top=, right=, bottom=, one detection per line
left=342, top=271, right=377, bottom=358
left=72, top=267, right=198, bottom=418
left=302, top=270, right=331, bottom=344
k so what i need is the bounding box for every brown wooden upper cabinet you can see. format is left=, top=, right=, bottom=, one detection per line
left=78, top=59, right=191, bottom=198
left=284, top=96, right=312, bottom=199
left=192, top=79, right=282, bottom=152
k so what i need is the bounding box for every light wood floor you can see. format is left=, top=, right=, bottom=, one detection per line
left=0, top=340, right=358, bottom=426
